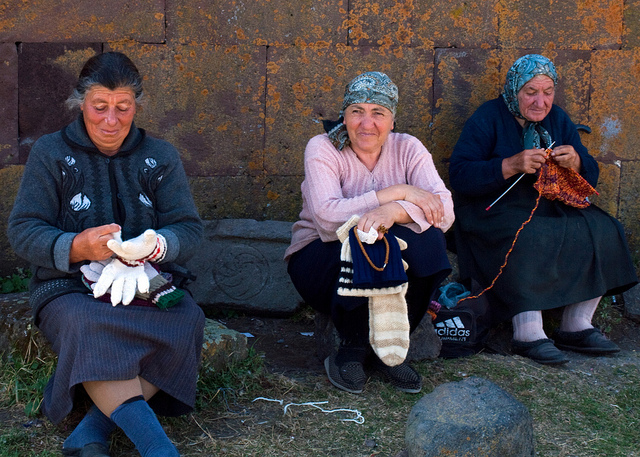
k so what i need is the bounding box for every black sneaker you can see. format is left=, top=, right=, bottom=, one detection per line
left=324, top=354, right=366, bottom=394
left=374, top=361, right=422, bottom=393
left=62, top=443, right=111, bottom=457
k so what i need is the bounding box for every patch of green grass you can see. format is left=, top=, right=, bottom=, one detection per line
left=0, top=345, right=56, bottom=417
left=196, top=347, right=266, bottom=411
left=0, top=268, right=31, bottom=294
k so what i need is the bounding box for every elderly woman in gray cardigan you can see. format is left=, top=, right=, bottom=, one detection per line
left=8, top=52, right=203, bottom=457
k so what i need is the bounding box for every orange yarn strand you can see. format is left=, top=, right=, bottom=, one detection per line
left=459, top=191, right=543, bottom=304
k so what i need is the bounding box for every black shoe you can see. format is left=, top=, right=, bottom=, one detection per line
left=62, top=443, right=111, bottom=457
left=552, top=328, right=620, bottom=355
left=374, top=361, right=422, bottom=393
left=511, top=338, right=569, bottom=365
left=324, top=354, right=366, bottom=393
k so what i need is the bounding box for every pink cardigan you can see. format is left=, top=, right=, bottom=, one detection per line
left=285, top=133, right=454, bottom=260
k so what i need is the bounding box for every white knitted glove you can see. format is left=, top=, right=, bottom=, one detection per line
left=108, top=229, right=167, bottom=264
left=93, top=258, right=150, bottom=306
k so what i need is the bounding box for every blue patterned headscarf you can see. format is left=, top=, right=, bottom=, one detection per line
left=326, top=71, right=399, bottom=150
left=502, top=54, right=558, bottom=148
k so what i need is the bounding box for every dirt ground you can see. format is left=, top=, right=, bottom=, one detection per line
left=218, top=309, right=640, bottom=375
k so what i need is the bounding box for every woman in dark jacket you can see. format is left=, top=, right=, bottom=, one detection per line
left=8, top=52, right=204, bottom=457
left=449, top=54, right=637, bottom=365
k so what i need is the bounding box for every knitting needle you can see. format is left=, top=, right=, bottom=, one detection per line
left=485, top=141, right=555, bottom=211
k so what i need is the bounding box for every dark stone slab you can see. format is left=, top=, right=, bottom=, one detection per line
left=106, top=43, right=266, bottom=177
left=264, top=45, right=435, bottom=176
left=0, top=166, right=29, bottom=277
left=622, top=284, right=640, bottom=323
left=18, top=43, right=101, bottom=162
left=186, top=219, right=302, bottom=315
left=497, top=0, right=622, bottom=50
left=0, top=43, right=18, bottom=166
left=0, top=0, right=165, bottom=43
left=166, top=0, right=346, bottom=45
left=406, top=376, right=534, bottom=457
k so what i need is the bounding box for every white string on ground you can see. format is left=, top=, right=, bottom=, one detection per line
left=252, top=397, right=364, bottom=424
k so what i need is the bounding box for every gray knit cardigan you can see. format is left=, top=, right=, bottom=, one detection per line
left=7, top=116, right=203, bottom=320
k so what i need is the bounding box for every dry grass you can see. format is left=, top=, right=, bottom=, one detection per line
left=1, top=320, right=640, bottom=457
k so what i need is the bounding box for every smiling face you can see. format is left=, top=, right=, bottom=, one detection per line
left=516, top=75, right=555, bottom=123
left=343, top=103, right=394, bottom=156
left=81, top=86, right=137, bottom=155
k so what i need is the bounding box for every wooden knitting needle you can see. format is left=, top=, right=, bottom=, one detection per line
left=485, top=141, right=555, bottom=211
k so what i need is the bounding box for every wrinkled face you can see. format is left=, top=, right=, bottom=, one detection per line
left=517, top=75, right=555, bottom=123
left=81, top=86, right=137, bottom=155
left=343, top=103, right=395, bottom=156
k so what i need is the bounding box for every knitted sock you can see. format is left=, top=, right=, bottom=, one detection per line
left=63, top=404, right=116, bottom=449
left=368, top=285, right=410, bottom=367
left=512, top=310, right=547, bottom=342
left=559, top=297, right=600, bottom=332
left=110, top=396, right=179, bottom=457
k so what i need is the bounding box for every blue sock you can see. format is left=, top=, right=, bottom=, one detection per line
left=63, top=404, right=116, bottom=449
left=110, top=396, right=179, bottom=457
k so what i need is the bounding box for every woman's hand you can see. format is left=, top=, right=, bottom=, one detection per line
left=357, top=203, right=407, bottom=240
left=375, top=184, right=445, bottom=229
left=550, top=145, right=581, bottom=172
left=502, top=148, right=547, bottom=179
left=70, top=223, right=121, bottom=263
left=402, top=186, right=444, bottom=228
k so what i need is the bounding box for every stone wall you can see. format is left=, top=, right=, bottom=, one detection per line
left=1, top=1, right=640, bottom=276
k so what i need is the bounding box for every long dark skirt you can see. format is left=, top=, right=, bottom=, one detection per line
left=288, top=225, right=451, bottom=345
left=455, top=179, right=638, bottom=321
left=37, top=292, right=205, bottom=424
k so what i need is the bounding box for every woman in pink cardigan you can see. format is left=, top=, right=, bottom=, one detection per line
left=285, top=72, right=454, bottom=394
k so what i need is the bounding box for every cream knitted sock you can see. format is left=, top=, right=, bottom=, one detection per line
left=559, top=297, right=600, bottom=332
left=368, top=284, right=410, bottom=367
left=512, top=310, right=547, bottom=342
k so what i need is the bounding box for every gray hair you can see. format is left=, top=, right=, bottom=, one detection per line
left=66, top=52, right=144, bottom=110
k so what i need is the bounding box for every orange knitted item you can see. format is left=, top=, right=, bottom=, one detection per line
left=461, top=154, right=598, bottom=303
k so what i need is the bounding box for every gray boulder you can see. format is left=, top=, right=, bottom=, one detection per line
left=406, top=376, right=534, bottom=457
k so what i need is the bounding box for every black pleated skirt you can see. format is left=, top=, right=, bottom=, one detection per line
left=455, top=179, right=638, bottom=320
left=37, top=292, right=205, bottom=424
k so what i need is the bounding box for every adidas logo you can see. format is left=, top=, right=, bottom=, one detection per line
left=435, top=316, right=471, bottom=339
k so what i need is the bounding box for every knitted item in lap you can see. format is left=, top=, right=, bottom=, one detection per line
left=336, top=216, right=410, bottom=366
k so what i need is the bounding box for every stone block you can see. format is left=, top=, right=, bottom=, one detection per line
left=617, top=161, right=640, bottom=259
left=186, top=219, right=302, bottom=315
left=590, top=162, right=621, bottom=217
left=624, top=0, right=640, bottom=48
left=18, top=43, right=101, bottom=162
left=497, top=0, right=623, bottom=50
left=0, top=292, right=48, bottom=357
left=0, top=0, right=165, bottom=43
left=0, top=43, right=18, bottom=166
left=264, top=45, right=434, bottom=176
left=622, top=284, right=640, bottom=323
left=0, top=166, right=28, bottom=277
left=406, top=376, right=534, bottom=457
left=433, top=48, right=502, bottom=177
left=314, top=311, right=442, bottom=363
left=107, top=43, right=266, bottom=178
left=201, top=318, right=249, bottom=372
left=589, top=50, right=640, bottom=161
left=166, top=0, right=346, bottom=46
left=413, top=0, right=498, bottom=48
left=348, top=0, right=413, bottom=47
